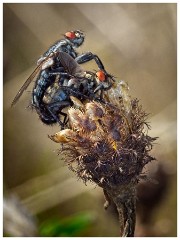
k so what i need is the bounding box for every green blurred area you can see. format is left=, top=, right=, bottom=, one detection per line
left=39, top=212, right=96, bottom=237
left=3, top=3, right=177, bottom=237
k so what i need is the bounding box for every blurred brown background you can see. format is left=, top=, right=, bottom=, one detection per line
left=3, top=3, right=177, bottom=237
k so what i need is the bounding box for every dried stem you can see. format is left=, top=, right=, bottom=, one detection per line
left=104, top=182, right=136, bottom=237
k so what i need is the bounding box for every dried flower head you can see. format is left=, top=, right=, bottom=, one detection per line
left=50, top=82, right=156, bottom=188
left=50, top=81, right=157, bottom=237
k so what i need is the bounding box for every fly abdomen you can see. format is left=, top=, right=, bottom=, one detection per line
left=32, top=70, right=55, bottom=108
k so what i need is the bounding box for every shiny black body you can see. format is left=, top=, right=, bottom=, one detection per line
left=32, top=31, right=108, bottom=127
left=32, top=52, right=98, bottom=128
left=12, top=30, right=112, bottom=128
left=32, top=70, right=64, bottom=125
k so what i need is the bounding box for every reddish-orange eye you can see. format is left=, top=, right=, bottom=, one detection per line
left=96, top=70, right=106, bottom=81
left=65, top=31, right=76, bottom=39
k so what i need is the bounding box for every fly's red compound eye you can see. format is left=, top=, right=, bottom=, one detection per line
left=65, top=31, right=76, bottom=39
left=96, top=70, right=106, bottom=81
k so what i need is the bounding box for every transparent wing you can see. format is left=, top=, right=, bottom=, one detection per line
left=11, top=56, right=54, bottom=107
left=58, top=52, right=85, bottom=77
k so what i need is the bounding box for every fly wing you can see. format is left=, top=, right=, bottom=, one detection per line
left=58, top=52, right=85, bottom=77
left=11, top=66, right=41, bottom=107
left=11, top=56, right=54, bottom=107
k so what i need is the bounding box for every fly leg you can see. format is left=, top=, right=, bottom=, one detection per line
left=46, top=105, right=64, bottom=128
left=75, top=52, right=105, bottom=70
left=47, top=100, right=71, bottom=129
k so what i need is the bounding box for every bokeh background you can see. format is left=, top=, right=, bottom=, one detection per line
left=3, top=3, right=177, bottom=237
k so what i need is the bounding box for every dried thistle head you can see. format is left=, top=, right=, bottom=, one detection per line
left=50, top=81, right=157, bottom=192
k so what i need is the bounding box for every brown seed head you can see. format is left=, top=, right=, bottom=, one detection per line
left=68, top=107, right=97, bottom=132
left=85, top=101, right=104, bottom=120
left=50, top=81, right=157, bottom=191
left=48, top=129, right=77, bottom=143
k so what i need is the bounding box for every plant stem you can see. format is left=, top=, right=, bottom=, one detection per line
left=106, top=183, right=136, bottom=237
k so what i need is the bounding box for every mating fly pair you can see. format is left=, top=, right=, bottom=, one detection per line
left=11, top=30, right=115, bottom=129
